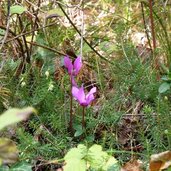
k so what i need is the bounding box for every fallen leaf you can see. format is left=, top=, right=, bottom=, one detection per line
left=149, top=151, right=171, bottom=171
left=121, top=159, right=143, bottom=171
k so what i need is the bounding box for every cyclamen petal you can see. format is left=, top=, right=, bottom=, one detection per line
left=64, top=55, right=82, bottom=76
left=73, top=56, right=82, bottom=75
left=64, top=56, right=73, bottom=75
left=72, top=86, right=85, bottom=104
left=72, top=85, right=96, bottom=107
left=86, top=94, right=95, bottom=105
left=86, top=87, right=96, bottom=104
left=86, top=87, right=97, bottom=98
left=72, top=86, right=79, bottom=98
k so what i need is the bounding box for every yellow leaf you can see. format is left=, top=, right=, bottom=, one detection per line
left=0, top=138, right=18, bottom=165
left=0, top=107, right=36, bottom=130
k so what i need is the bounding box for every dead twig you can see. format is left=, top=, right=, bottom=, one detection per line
left=0, top=0, right=11, bottom=51
left=26, top=41, right=65, bottom=56
left=140, top=2, right=152, bottom=50
left=29, top=0, right=41, bottom=56
left=0, top=22, right=58, bottom=44
left=56, top=1, right=114, bottom=65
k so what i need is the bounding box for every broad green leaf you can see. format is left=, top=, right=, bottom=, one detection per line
left=85, top=135, right=95, bottom=142
left=166, top=167, right=171, bottom=171
left=168, top=72, right=171, bottom=80
left=0, top=138, right=18, bottom=165
left=10, top=5, right=26, bottom=15
left=0, top=165, right=9, bottom=170
left=88, top=144, right=102, bottom=152
left=10, top=161, right=32, bottom=171
left=161, top=75, right=169, bottom=81
left=36, top=45, right=56, bottom=73
left=74, top=125, right=84, bottom=137
left=87, top=144, right=108, bottom=169
left=63, top=159, right=86, bottom=171
left=5, top=59, right=21, bottom=71
left=103, top=157, right=120, bottom=171
left=46, top=8, right=65, bottom=18
left=0, top=107, right=36, bottom=130
left=160, top=63, right=169, bottom=74
left=64, top=144, right=87, bottom=160
left=159, top=82, right=170, bottom=93
left=74, top=129, right=84, bottom=137
left=83, top=44, right=92, bottom=53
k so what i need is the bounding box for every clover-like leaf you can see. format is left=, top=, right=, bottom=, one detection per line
left=159, top=82, right=170, bottom=94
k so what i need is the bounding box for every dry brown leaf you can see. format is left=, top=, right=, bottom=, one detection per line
left=149, top=151, right=171, bottom=171
left=121, top=159, right=143, bottom=171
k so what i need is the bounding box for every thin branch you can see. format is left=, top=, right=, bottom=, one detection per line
left=80, top=1, right=84, bottom=58
left=82, top=106, right=86, bottom=129
left=69, top=76, right=73, bottom=134
left=149, top=0, right=156, bottom=49
left=140, top=2, right=152, bottom=50
left=29, top=0, right=41, bottom=55
left=0, top=21, right=58, bottom=44
left=56, top=1, right=114, bottom=65
left=26, top=41, right=65, bottom=56
left=18, top=16, right=30, bottom=63
left=0, top=25, right=27, bottom=59
left=0, top=0, right=10, bottom=51
left=24, top=0, right=45, bottom=13
left=149, top=0, right=159, bottom=72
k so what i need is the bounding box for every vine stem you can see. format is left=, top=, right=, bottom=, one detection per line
left=80, top=0, right=84, bottom=58
left=0, top=0, right=10, bottom=51
left=82, top=106, right=85, bottom=129
left=149, top=0, right=159, bottom=75
left=140, top=2, right=152, bottom=50
left=29, top=0, right=41, bottom=56
left=149, top=0, right=156, bottom=50
left=69, top=76, right=73, bottom=134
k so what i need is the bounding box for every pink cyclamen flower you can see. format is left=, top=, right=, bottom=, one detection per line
left=64, top=55, right=82, bottom=76
left=72, top=85, right=96, bottom=107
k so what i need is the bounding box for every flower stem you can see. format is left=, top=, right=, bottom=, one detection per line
left=69, top=76, right=73, bottom=133
left=82, top=106, right=86, bottom=129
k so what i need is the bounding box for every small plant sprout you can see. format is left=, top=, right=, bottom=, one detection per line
left=72, top=85, right=97, bottom=128
left=21, top=81, right=26, bottom=87
left=48, top=82, right=54, bottom=91
left=64, top=55, right=82, bottom=134
left=45, top=70, right=50, bottom=79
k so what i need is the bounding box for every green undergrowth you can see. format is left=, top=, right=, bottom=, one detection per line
left=1, top=43, right=171, bottom=169
left=1, top=1, right=171, bottom=170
